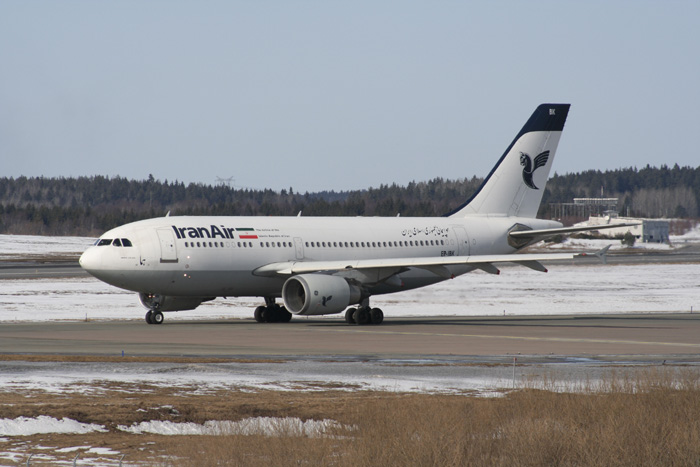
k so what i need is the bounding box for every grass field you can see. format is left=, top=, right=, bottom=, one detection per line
left=2, top=359, right=700, bottom=466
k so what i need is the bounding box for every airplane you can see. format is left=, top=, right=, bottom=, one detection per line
left=80, top=103, right=626, bottom=326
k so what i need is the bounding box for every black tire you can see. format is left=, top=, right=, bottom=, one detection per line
left=369, top=308, right=384, bottom=325
left=152, top=311, right=164, bottom=325
left=254, top=306, right=266, bottom=323
left=355, top=307, right=370, bottom=325
left=268, top=306, right=281, bottom=323
left=345, top=308, right=357, bottom=324
left=261, top=307, right=272, bottom=323
left=145, top=311, right=153, bottom=324
left=279, top=307, right=293, bottom=323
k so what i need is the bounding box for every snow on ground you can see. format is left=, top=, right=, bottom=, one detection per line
left=0, top=416, right=107, bottom=436
left=1, top=262, right=698, bottom=323
left=0, top=234, right=93, bottom=260
left=119, top=417, right=344, bottom=437
left=0, top=358, right=515, bottom=396
left=0, top=416, right=342, bottom=438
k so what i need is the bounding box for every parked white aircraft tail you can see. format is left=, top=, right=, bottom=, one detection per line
left=80, top=103, right=625, bottom=325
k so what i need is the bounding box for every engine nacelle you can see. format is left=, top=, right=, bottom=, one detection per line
left=282, top=274, right=361, bottom=316
left=139, top=293, right=207, bottom=312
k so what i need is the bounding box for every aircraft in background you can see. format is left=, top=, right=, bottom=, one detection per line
left=80, top=103, right=625, bottom=325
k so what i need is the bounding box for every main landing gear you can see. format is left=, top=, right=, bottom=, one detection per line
left=254, top=298, right=293, bottom=323
left=145, top=310, right=164, bottom=325
left=344, top=306, right=384, bottom=325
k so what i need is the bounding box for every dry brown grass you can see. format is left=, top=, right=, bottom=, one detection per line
left=4, top=368, right=700, bottom=466
left=167, top=368, right=700, bottom=466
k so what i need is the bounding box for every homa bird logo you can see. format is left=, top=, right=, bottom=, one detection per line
left=519, top=151, right=550, bottom=190
left=322, top=296, right=333, bottom=306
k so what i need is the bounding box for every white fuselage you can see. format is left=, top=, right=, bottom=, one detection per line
left=79, top=103, right=575, bottom=322
left=79, top=215, right=561, bottom=299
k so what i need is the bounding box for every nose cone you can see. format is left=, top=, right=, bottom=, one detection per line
left=79, top=247, right=102, bottom=276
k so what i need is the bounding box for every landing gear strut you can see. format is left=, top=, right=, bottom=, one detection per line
left=253, top=298, right=292, bottom=323
left=345, top=306, right=384, bottom=325
left=145, top=310, right=164, bottom=325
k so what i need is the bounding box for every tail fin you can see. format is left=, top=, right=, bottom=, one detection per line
left=448, top=103, right=570, bottom=218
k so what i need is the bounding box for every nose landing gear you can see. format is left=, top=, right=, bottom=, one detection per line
left=145, top=310, right=164, bottom=325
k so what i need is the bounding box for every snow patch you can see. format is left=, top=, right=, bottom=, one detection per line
left=119, top=417, right=344, bottom=437
left=0, top=416, right=107, bottom=436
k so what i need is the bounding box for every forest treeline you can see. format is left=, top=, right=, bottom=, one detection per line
left=1, top=164, right=698, bottom=236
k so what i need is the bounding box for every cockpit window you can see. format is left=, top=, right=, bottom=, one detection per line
left=97, top=239, right=112, bottom=246
left=122, top=238, right=133, bottom=247
left=113, top=239, right=122, bottom=247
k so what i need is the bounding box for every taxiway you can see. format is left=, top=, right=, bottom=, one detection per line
left=1, top=314, right=699, bottom=363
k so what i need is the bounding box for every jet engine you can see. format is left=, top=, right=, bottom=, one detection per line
left=282, top=274, right=361, bottom=315
left=139, top=293, right=210, bottom=312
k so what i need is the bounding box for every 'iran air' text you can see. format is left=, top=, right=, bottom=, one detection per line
left=171, top=225, right=251, bottom=240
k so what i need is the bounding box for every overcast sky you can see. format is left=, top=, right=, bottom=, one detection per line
left=1, top=1, right=698, bottom=192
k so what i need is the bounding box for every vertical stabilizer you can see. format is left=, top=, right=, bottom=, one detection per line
left=448, top=104, right=570, bottom=218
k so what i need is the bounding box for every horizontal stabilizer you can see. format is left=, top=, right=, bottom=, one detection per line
left=509, top=222, right=640, bottom=244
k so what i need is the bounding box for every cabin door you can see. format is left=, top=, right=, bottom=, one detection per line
left=451, top=225, right=470, bottom=256
left=294, top=237, right=304, bottom=260
left=156, top=228, right=178, bottom=263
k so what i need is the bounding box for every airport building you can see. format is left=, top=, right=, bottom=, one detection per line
left=551, top=197, right=670, bottom=243
left=579, top=215, right=669, bottom=243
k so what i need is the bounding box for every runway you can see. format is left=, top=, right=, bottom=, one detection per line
left=2, top=314, right=699, bottom=363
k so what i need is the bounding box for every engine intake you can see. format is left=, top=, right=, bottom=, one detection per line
left=139, top=293, right=209, bottom=312
left=282, top=274, right=361, bottom=316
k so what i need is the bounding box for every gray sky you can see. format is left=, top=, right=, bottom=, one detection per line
left=1, top=1, right=698, bottom=192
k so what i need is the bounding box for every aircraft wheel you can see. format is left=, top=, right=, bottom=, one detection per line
left=254, top=306, right=266, bottom=323
left=345, top=308, right=357, bottom=325
left=354, top=307, right=370, bottom=325
left=145, top=311, right=153, bottom=324
left=369, top=308, right=384, bottom=325
left=152, top=311, right=164, bottom=325
left=279, top=307, right=293, bottom=323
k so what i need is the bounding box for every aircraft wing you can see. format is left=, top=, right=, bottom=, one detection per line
left=253, top=251, right=585, bottom=279
left=508, top=222, right=640, bottom=244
